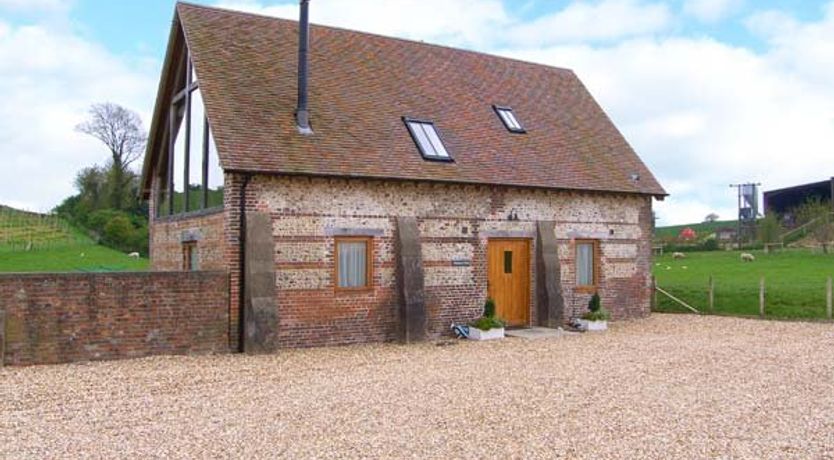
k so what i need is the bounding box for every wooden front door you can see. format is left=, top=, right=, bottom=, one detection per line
left=487, top=239, right=530, bottom=326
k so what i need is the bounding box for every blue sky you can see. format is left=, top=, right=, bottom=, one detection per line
left=1, top=0, right=833, bottom=225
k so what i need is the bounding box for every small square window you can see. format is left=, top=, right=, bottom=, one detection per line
left=336, top=237, right=373, bottom=289
left=403, top=118, right=452, bottom=161
left=183, top=242, right=198, bottom=271
left=493, top=105, right=525, bottom=133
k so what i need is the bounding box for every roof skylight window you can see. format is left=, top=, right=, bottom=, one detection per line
left=494, top=106, right=525, bottom=133
left=403, top=118, right=452, bottom=161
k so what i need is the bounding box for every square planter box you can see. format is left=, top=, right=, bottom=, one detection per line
left=577, top=319, right=608, bottom=331
left=468, top=327, right=505, bottom=340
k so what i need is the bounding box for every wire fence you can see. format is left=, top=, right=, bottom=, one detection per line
left=0, top=207, right=89, bottom=253
left=654, top=275, right=834, bottom=320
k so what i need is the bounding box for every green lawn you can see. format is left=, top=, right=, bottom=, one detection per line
left=653, top=249, right=833, bottom=319
left=0, top=244, right=148, bottom=273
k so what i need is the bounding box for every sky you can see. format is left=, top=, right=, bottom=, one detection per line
left=0, top=0, right=832, bottom=225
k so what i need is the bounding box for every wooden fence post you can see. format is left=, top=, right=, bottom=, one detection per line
left=708, top=275, right=714, bottom=313
left=759, top=277, right=765, bottom=318
left=827, top=277, right=832, bottom=320
left=652, top=275, right=657, bottom=311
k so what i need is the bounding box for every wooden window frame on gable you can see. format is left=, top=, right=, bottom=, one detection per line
left=334, top=236, right=374, bottom=292
left=158, top=49, right=222, bottom=218
left=575, top=239, right=600, bottom=293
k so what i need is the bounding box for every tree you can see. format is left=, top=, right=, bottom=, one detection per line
left=757, top=213, right=782, bottom=245
left=795, top=198, right=833, bottom=253
left=76, top=103, right=146, bottom=210
left=704, top=213, right=719, bottom=223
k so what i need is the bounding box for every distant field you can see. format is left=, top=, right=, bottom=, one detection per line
left=653, top=249, right=833, bottom=319
left=0, top=244, right=148, bottom=273
left=654, top=219, right=736, bottom=240
left=0, top=205, right=148, bottom=273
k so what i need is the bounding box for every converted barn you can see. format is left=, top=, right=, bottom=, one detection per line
left=140, top=2, right=666, bottom=351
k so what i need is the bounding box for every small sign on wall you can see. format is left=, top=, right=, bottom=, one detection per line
left=451, top=258, right=472, bottom=267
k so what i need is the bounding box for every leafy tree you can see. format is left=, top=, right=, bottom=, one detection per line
left=704, top=213, right=720, bottom=223
left=103, top=215, right=134, bottom=248
left=757, top=213, right=782, bottom=245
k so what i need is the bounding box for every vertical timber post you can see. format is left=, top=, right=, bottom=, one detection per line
left=759, top=277, right=765, bottom=318
left=535, top=221, right=565, bottom=326
left=396, top=217, right=427, bottom=343
left=827, top=277, right=832, bottom=320
left=0, top=310, right=5, bottom=367
left=708, top=275, right=715, bottom=312
left=243, top=212, right=279, bottom=353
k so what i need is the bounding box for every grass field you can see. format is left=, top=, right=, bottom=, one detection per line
left=0, top=205, right=148, bottom=273
left=653, top=249, right=833, bottom=319
left=0, top=244, right=148, bottom=273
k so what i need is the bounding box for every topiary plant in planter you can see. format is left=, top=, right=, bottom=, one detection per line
left=579, top=292, right=610, bottom=331
left=468, top=297, right=506, bottom=340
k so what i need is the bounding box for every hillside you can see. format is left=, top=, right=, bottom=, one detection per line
left=0, top=205, right=148, bottom=272
left=654, top=219, right=736, bottom=240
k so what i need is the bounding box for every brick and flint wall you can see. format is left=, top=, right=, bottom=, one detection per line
left=0, top=271, right=229, bottom=366
left=242, top=175, right=654, bottom=347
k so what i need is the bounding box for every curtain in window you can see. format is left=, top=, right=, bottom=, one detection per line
left=338, top=241, right=367, bottom=288
left=577, top=243, right=594, bottom=286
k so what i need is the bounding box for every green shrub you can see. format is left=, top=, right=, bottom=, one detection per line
left=582, top=292, right=611, bottom=321
left=469, top=297, right=505, bottom=330
left=483, top=298, right=496, bottom=318
left=470, top=315, right=505, bottom=331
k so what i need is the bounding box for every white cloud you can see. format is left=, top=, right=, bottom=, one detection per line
left=683, top=0, right=743, bottom=23
left=507, top=0, right=673, bottom=45
left=215, top=0, right=672, bottom=47
left=505, top=22, right=834, bottom=224
left=215, top=0, right=510, bottom=47
left=0, top=19, right=157, bottom=212
left=0, top=0, right=70, bottom=12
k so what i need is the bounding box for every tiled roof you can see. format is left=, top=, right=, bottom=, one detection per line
left=148, top=2, right=665, bottom=197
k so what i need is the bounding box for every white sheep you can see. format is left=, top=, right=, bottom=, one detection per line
left=128, top=252, right=140, bottom=258
left=672, top=252, right=686, bottom=259
left=740, top=252, right=755, bottom=262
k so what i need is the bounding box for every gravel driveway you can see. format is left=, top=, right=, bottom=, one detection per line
left=2, top=314, right=833, bottom=459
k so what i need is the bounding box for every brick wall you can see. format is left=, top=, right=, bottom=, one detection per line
left=247, top=175, right=654, bottom=347
left=148, top=174, right=226, bottom=272
left=0, top=271, right=229, bottom=366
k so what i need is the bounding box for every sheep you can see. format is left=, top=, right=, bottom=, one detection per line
left=672, top=252, right=686, bottom=259
left=740, top=252, right=755, bottom=262
left=128, top=252, right=140, bottom=258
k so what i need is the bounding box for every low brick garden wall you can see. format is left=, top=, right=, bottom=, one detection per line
left=0, top=271, right=229, bottom=366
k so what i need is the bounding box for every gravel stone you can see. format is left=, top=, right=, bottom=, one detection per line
left=2, top=314, right=833, bottom=458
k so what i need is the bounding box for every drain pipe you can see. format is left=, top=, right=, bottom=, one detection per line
left=237, top=173, right=252, bottom=352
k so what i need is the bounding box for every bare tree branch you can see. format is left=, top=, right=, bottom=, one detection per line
left=76, top=103, right=147, bottom=209
left=76, top=102, right=147, bottom=168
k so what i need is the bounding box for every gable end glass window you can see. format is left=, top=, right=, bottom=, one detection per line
left=156, top=49, right=224, bottom=218
left=403, top=118, right=452, bottom=161
left=493, top=106, right=525, bottom=133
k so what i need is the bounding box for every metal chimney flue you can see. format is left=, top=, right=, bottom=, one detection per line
left=295, top=0, right=312, bottom=134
